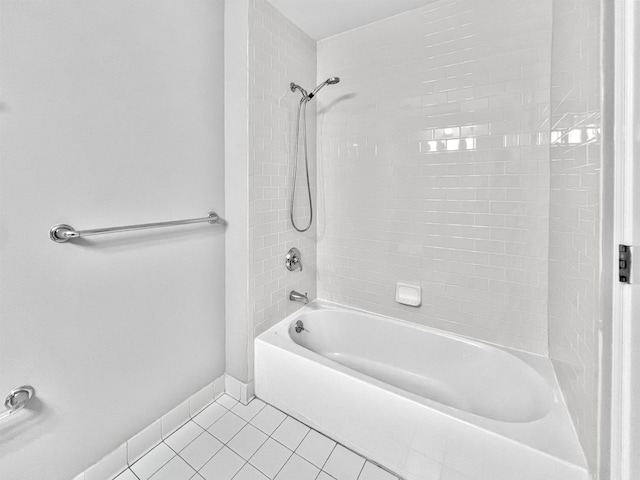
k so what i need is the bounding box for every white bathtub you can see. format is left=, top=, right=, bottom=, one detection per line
left=255, top=301, right=589, bottom=480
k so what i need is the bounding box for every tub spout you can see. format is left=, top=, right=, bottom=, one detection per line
left=289, top=290, right=309, bottom=304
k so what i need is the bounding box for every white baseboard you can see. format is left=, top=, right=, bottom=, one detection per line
left=75, top=373, right=226, bottom=480
left=224, top=374, right=255, bottom=405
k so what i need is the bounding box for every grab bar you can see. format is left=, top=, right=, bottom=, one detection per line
left=49, top=211, right=219, bottom=243
left=0, top=386, right=35, bottom=422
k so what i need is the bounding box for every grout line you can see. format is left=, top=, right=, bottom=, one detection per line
left=177, top=397, right=256, bottom=479
left=120, top=467, right=142, bottom=480
left=247, top=433, right=294, bottom=479
left=253, top=406, right=288, bottom=436
left=268, top=447, right=294, bottom=480
left=164, top=426, right=202, bottom=456
left=296, top=427, right=313, bottom=451
left=128, top=444, right=176, bottom=480
left=227, top=424, right=269, bottom=460
left=140, top=394, right=396, bottom=480
left=200, top=396, right=264, bottom=478
left=243, top=408, right=300, bottom=479
left=227, top=459, right=249, bottom=480
left=355, top=458, right=367, bottom=480
left=254, top=396, right=403, bottom=479
left=252, top=400, right=342, bottom=477
left=319, top=443, right=337, bottom=471
left=169, top=431, right=222, bottom=474
left=316, top=471, right=336, bottom=480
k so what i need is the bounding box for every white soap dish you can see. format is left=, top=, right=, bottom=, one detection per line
left=395, top=282, right=421, bottom=307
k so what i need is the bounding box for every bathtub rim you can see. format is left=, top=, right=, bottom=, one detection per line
left=256, top=299, right=588, bottom=470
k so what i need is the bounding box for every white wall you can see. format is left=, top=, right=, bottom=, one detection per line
left=548, top=0, right=602, bottom=472
left=0, top=2, right=226, bottom=479
left=316, top=0, right=552, bottom=354
left=225, top=0, right=251, bottom=384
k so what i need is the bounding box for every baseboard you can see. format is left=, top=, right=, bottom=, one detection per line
left=224, top=374, right=255, bottom=405
left=74, top=374, right=226, bottom=480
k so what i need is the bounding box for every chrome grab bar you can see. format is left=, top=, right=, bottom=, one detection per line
left=0, top=386, right=35, bottom=421
left=49, top=211, right=219, bottom=243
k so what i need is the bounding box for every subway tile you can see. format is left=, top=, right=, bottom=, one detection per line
left=248, top=0, right=318, bottom=385
left=548, top=0, right=601, bottom=470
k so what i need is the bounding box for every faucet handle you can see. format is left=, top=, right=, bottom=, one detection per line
left=285, top=247, right=303, bottom=271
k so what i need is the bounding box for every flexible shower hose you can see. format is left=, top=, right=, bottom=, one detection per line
left=290, top=96, right=313, bottom=233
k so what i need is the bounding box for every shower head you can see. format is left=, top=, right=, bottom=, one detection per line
left=308, top=77, right=340, bottom=99
left=290, top=82, right=308, bottom=98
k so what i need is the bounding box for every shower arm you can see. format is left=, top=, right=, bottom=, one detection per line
left=290, top=82, right=308, bottom=99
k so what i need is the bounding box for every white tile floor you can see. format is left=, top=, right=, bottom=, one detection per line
left=117, top=395, right=399, bottom=480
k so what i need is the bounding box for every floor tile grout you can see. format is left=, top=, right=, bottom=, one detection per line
left=320, top=443, right=337, bottom=471
left=126, top=394, right=399, bottom=480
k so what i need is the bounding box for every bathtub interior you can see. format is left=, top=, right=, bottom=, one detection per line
left=287, top=307, right=554, bottom=423
left=259, top=300, right=588, bottom=474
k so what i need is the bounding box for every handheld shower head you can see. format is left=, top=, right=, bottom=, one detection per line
left=308, top=77, right=341, bottom=99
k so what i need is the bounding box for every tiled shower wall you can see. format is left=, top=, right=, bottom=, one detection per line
left=248, top=0, right=317, bottom=377
left=317, top=0, right=552, bottom=354
left=548, top=0, right=601, bottom=471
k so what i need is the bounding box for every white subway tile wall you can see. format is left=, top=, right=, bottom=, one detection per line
left=248, top=0, right=318, bottom=375
left=316, top=0, right=552, bottom=354
left=548, top=0, right=601, bottom=471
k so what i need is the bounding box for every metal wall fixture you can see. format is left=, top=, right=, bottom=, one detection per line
left=0, top=385, right=35, bottom=422
left=288, top=77, right=341, bottom=233
left=285, top=247, right=302, bottom=271
left=49, top=211, right=219, bottom=243
left=289, top=290, right=309, bottom=304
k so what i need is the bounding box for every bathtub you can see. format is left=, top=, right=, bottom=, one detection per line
left=255, top=301, right=589, bottom=480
